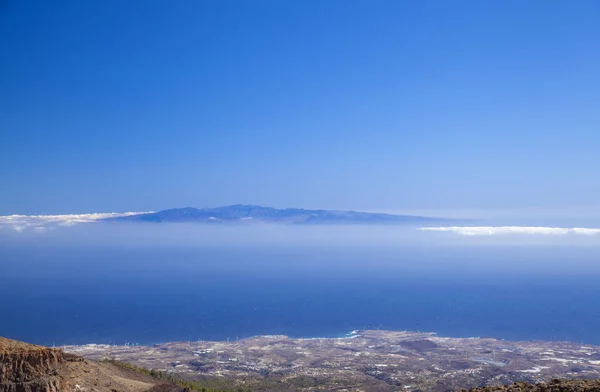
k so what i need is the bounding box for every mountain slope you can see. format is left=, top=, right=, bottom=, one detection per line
left=0, top=337, right=182, bottom=392
left=110, top=204, right=448, bottom=225
left=465, top=379, right=600, bottom=392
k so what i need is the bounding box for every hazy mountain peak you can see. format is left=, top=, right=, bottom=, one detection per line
left=112, top=205, right=450, bottom=225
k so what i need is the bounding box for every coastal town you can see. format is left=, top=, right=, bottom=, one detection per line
left=63, top=330, right=600, bottom=391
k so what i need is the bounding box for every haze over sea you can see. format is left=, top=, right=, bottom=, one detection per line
left=2, top=222, right=600, bottom=347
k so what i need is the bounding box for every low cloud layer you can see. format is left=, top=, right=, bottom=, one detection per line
left=0, top=212, right=152, bottom=232
left=419, top=226, right=600, bottom=236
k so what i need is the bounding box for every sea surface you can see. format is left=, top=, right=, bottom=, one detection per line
left=1, top=224, right=600, bottom=346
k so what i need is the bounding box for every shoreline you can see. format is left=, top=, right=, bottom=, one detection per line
left=59, top=329, right=595, bottom=352
left=59, top=329, right=600, bottom=391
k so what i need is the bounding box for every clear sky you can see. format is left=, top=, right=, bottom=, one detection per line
left=1, top=0, right=599, bottom=215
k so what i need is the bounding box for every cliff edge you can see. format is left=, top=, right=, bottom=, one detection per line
left=0, top=337, right=182, bottom=392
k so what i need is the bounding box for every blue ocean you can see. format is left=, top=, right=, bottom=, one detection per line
left=1, top=224, right=600, bottom=346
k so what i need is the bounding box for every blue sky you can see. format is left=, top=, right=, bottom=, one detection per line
left=1, top=0, right=599, bottom=215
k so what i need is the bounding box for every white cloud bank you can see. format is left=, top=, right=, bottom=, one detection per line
left=0, top=212, right=151, bottom=232
left=419, top=226, right=600, bottom=236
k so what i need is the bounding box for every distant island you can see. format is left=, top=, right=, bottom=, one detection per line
left=0, top=205, right=461, bottom=232
left=108, top=204, right=452, bottom=225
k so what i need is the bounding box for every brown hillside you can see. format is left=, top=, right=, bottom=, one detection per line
left=0, top=337, right=183, bottom=392
left=466, top=379, right=600, bottom=392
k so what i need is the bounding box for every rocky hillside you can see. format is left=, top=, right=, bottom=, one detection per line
left=0, top=337, right=182, bottom=392
left=466, top=379, right=600, bottom=392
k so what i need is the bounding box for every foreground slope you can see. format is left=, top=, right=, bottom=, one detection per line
left=465, top=379, right=600, bottom=392
left=0, top=337, right=182, bottom=392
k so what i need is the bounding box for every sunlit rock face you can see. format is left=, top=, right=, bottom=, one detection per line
left=0, top=337, right=180, bottom=392
left=0, top=337, right=63, bottom=392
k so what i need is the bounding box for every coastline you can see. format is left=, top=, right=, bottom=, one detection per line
left=60, top=329, right=600, bottom=391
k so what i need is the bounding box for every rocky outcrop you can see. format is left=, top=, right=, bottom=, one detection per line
left=0, top=337, right=63, bottom=392
left=0, top=337, right=181, bottom=392
left=467, top=379, right=600, bottom=392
